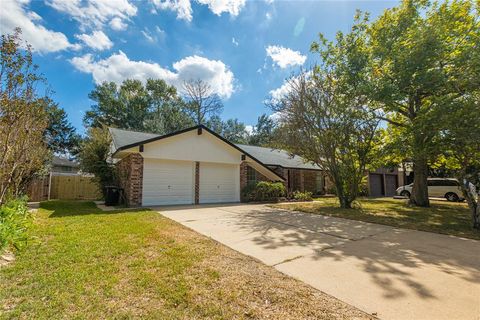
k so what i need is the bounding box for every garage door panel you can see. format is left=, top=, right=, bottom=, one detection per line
left=385, top=175, right=398, bottom=197
left=200, top=163, right=239, bottom=203
left=369, top=174, right=384, bottom=197
left=142, top=159, right=194, bottom=206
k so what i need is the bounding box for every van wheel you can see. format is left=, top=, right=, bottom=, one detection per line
left=400, top=190, right=411, bottom=198
left=445, top=192, right=459, bottom=202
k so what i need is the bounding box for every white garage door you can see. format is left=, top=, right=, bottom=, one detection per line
left=142, top=159, right=194, bottom=206
left=199, top=162, right=240, bottom=204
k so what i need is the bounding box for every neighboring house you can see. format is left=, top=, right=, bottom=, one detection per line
left=51, top=156, right=80, bottom=174
left=110, top=125, right=328, bottom=207
left=367, top=167, right=403, bottom=197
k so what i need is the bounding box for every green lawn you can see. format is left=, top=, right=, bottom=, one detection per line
left=273, top=197, right=479, bottom=240
left=0, top=201, right=369, bottom=319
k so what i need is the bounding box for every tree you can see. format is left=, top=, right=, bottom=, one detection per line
left=362, top=0, right=480, bottom=206
left=272, top=71, right=379, bottom=208
left=44, top=100, right=80, bottom=156
left=0, top=29, right=50, bottom=204
left=310, top=1, right=480, bottom=207
left=182, top=79, right=223, bottom=125
left=144, top=79, right=194, bottom=134
left=221, top=118, right=247, bottom=143
left=248, top=114, right=276, bottom=146
left=84, top=79, right=193, bottom=134
left=84, top=80, right=150, bottom=130
left=205, top=115, right=224, bottom=133
left=437, top=94, right=480, bottom=228
left=206, top=115, right=248, bottom=143
left=77, top=126, right=116, bottom=194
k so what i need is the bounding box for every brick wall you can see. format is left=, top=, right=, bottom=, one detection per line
left=303, top=170, right=317, bottom=193
left=117, top=153, right=143, bottom=207
left=240, top=161, right=270, bottom=202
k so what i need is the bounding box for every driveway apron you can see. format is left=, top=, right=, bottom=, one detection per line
left=155, top=203, right=480, bottom=320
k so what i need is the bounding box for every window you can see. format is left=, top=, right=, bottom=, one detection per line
left=315, top=172, right=324, bottom=193
left=427, top=180, right=437, bottom=186
left=247, top=166, right=257, bottom=186
left=440, top=180, right=459, bottom=186
left=428, top=179, right=459, bottom=186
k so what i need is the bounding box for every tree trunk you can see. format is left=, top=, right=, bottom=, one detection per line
left=459, top=180, right=480, bottom=230
left=410, top=157, right=430, bottom=207
left=335, top=182, right=353, bottom=208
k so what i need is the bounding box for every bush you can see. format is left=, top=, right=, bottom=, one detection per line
left=326, top=186, right=337, bottom=195
left=0, top=197, right=32, bottom=253
left=242, top=181, right=286, bottom=202
left=292, top=191, right=313, bottom=201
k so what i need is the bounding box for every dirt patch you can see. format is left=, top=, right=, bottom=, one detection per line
left=0, top=252, right=15, bottom=269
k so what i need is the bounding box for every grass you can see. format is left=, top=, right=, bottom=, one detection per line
left=273, top=197, right=479, bottom=240
left=0, top=200, right=370, bottom=319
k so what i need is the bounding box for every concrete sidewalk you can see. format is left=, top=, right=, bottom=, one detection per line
left=156, top=204, right=480, bottom=320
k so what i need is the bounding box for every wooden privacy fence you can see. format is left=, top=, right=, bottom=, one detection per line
left=50, top=175, right=101, bottom=200
left=27, top=175, right=102, bottom=201
left=26, top=176, right=50, bottom=202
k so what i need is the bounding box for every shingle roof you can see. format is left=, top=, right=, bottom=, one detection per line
left=236, top=144, right=321, bottom=170
left=109, top=127, right=321, bottom=171
left=109, top=127, right=160, bottom=151
left=52, top=156, right=79, bottom=167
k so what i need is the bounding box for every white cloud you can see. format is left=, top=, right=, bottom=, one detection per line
left=76, top=30, right=113, bottom=51
left=266, top=45, right=306, bottom=69
left=269, top=80, right=292, bottom=103
left=0, top=0, right=78, bottom=53
left=140, top=27, right=165, bottom=43
left=268, top=73, right=311, bottom=104
left=70, top=51, right=235, bottom=98
left=109, top=17, right=127, bottom=30
left=47, top=0, right=137, bottom=30
left=197, top=0, right=245, bottom=16
left=268, top=112, right=283, bottom=122
left=151, top=0, right=245, bottom=22
left=151, top=0, right=192, bottom=21
left=141, top=29, right=155, bottom=43
left=245, top=125, right=254, bottom=134
left=173, top=55, right=235, bottom=98
left=232, top=37, right=238, bottom=46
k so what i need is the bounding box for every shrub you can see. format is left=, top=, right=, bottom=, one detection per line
left=326, top=186, right=337, bottom=195
left=242, top=181, right=286, bottom=202
left=0, top=197, right=32, bottom=253
left=292, top=191, right=313, bottom=201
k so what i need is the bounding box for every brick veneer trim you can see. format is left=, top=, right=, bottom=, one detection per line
left=195, top=161, right=200, bottom=204
left=117, top=153, right=143, bottom=207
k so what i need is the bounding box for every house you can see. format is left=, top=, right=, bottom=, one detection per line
left=367, top=167, right=403, bottom=197
left=51, top=156, right=80, bottom=174
left=110, top=125, right=327, bottom=207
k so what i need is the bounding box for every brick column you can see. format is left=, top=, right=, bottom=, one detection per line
left=195, top=161, right=200, bottom=204
left=240, top=161, right=248, bottom=202
left=117, top=153, right=143, bottom=207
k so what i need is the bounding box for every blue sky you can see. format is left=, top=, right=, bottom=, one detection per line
left=2, top=0, right=399, bottom=134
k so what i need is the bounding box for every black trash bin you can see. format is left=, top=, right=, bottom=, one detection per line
left=104, top=186, right=123, bottom=206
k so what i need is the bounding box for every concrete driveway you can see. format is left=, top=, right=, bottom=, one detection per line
left=155, top=203, right=480, bottom=320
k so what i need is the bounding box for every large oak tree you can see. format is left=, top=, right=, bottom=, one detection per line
left=311, top=0, right=480, bottom=207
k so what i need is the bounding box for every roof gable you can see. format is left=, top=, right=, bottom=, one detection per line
left=109, top=127, right=160, bottom=152
left=138, top=129, right=242, bottom=165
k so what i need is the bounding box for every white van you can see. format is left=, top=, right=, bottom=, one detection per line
left=396, top=178, right=464, bottom=202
